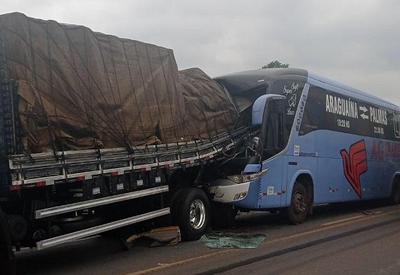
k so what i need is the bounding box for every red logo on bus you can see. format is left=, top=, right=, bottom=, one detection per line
left=340, top=140, right=368, bottom=199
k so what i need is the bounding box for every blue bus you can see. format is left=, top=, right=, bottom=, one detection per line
left=210, top=68, right=400, bottom=224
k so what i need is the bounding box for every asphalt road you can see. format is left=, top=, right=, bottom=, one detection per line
left=16, top=201, right=400, bottom=275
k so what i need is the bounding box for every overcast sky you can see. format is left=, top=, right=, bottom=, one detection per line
left=1, top=0, right=399, bottom=104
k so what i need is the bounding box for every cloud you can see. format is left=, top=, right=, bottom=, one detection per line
left=0, top=0, right=399, bottom=104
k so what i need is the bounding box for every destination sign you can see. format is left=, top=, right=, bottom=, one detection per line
left=299, top=86, right=400, bottom=141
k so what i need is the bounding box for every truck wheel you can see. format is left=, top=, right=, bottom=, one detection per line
left=173, top=188, right=210, bottom=241
left=287, top=183, right=310, bottom=224
left=0, top=209, right=15, bottom=275
left=211, top=202, right=237, bottom=229
left=390, top=180, right=400, bottom=204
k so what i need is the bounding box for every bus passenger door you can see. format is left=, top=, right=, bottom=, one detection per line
left=257, top=97, right=289, bottom=209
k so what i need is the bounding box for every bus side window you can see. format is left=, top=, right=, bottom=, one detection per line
left=394, top=113, right=400, bottom=138
left=262, top=99, right=287, bottom=159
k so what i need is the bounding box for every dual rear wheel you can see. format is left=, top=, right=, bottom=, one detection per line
left=172, top=187, right=238, bottom=241
left=172, top=188, right=210, bottom=241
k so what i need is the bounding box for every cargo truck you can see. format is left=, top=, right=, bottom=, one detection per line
left=0, top=73, right=256, bottom=273
left=0, top=12, right=257, bottom=274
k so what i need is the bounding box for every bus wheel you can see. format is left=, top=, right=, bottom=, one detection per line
left=173, top=188, right=210, bottom=241
left=288, top=183, right=310, bottom=224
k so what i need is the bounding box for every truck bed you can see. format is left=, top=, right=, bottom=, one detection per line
left=8, top=127, right=250, bottom=188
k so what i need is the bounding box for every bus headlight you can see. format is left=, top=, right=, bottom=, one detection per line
left=233, top=191, right=248, bottom=201
left=227, top=175, right=244, bottom=184
left=227, top=168, right=268, bottom=184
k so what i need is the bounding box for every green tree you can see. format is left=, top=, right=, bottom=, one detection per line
left=262, top=60, right=289, bottom=69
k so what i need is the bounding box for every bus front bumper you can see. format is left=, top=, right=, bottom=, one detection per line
left=208, top=179, right=250, bottom=203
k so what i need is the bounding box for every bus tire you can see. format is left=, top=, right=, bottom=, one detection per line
left=287, top=182, right=310, bottom=224
left=0, top=208, right=15, bottom=275
left=172, top=188, right=210, bottom=241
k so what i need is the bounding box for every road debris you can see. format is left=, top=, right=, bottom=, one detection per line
left=201, top=232, right=266, bottom=249
left=124, top=226, right=181, bottom=249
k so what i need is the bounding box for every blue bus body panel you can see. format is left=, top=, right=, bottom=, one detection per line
left=235, top=178, right=261, bottom=209
left=234, top=70, right=400, bottom=210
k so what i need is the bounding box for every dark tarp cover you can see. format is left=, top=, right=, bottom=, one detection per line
left=0, top=12, right=238, bottom=153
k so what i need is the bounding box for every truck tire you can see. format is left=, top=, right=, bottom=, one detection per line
left=211, top=202, right=237, bottom=229
left=287, top=183, right=310, bottom=224
left=172, top=188, right=210, bottom=241
left=0, top=209, right=15, bottom=275
left=390, top=180, right=400, bottom=204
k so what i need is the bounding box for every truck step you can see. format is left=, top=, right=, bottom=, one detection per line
left=36, top=207, right=170, bottom=250
left=35, top=185, right=169, bottom=219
